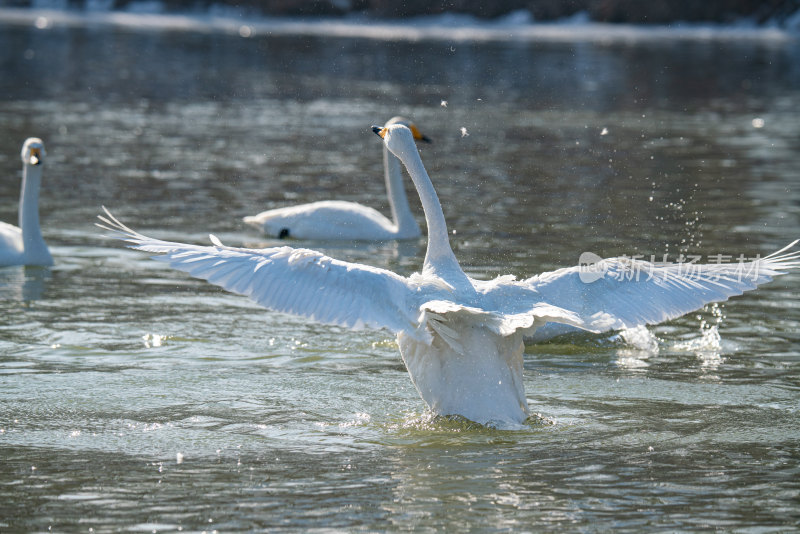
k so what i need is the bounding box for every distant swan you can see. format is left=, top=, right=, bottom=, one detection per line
left=243, top=116, right=429, bottom=241
left=99, top=124, right=799, bottom=427
left=0, top=138, right=53, bottom=267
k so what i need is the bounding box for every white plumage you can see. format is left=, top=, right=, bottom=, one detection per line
left=243, top=116, right=428, bottom=241
left=99, top=124, right=799, bottom=427
left=0, top=138, right=53, bottom=267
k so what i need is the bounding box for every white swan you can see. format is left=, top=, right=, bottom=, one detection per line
left=243, top=116, right=428, bottom=241
left=99, top=124, right=799, bottom=427
left=0, top=138, right=53, bottom=267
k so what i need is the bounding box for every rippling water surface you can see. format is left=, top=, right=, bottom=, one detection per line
left=1, top=11, right=799, bottom=532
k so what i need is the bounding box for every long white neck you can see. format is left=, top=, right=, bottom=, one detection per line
left=19, top=163, right=50, bottom=262
left=383, top=146, right=420, bottom=237
left=391, top=138, right=464, bottom=279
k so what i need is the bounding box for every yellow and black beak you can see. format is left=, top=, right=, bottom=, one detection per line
left=371, top=124, right=432, bottom=143
left=409, top=124, right=432, bottom=144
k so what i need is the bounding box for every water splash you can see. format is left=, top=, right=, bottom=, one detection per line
left=142, top=333, right=168, bottom=348
left=610, top=325, right=660, bottom=369
left=672, top=303, right=725, bottom=365
left=338, top=412, right=372, bottom=429
left=617, top=324, right=660, bottom=352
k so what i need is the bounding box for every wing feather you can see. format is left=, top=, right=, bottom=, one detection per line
left=525, top=242, right=799, bottom=332
left=98, top=208, right=419, bottom=336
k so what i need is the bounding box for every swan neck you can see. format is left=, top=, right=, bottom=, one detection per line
left=393, top=141, right=459, bottom=271
left=383, top=146, right=419, bottom=236
left=19, top=164, right=46, bottom=252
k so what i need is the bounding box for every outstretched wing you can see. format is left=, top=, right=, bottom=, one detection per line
left=525, top=242, right=799, bottom=332
left=98, top=208, right=419, bottom=336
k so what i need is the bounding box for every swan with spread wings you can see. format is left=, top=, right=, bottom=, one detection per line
left=99, top=124, right=798, bottom=427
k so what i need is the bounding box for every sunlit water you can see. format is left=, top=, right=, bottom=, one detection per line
left=1, top=10, right=799, bottom=532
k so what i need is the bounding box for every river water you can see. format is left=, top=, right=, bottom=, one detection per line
left=1, top=9, right=799, bottom=532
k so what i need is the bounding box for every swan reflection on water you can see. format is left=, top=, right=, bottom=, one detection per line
left=0, top=265, right=50, bottom=302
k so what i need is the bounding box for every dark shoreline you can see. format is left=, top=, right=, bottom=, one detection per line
left=1, top=0, right=799, bottom=27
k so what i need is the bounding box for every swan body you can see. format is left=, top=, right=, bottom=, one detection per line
left=243, top=116, right=427, bottom=241
left=245, top=200, right=409, bottom=241
left=0, top=138, right=52, bottom=267
left=99, top=125, right=799, bottom=427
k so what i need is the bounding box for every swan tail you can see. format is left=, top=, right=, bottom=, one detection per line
left=418, top=300, right=591, bottom=353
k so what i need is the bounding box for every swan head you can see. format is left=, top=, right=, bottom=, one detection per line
left=372, top=124, right=420, bottom=161
left=385, top=116, right=431, bottom=143
left=21, top=138, right=46, bottom=167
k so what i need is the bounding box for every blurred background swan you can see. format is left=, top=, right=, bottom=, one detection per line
left=0, top=138, right=52, bottom=267
left=243, top=116, right=429, bottom=241
left=100, top=124, right=798, bottom=427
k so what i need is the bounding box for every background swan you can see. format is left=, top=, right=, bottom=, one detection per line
left=243, top=116, right=429, bottom=241
left=99, top=124, right=798, bottom=427
left=0, top=138, right=53, bottom=267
